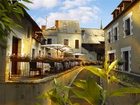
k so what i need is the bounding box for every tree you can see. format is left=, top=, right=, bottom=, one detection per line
left=0, top=0, right=31, bottom=39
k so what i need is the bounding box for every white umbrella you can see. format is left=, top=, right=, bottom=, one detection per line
left=41, top=44, right=65, bottom=49
left=41, top=44, right=72, bottom=51
left=73, top=53, right=84, bottom=56
left=41, top=44, right=73, bottom=57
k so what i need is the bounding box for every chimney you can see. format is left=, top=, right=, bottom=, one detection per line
left=41, top=25, right=46, bottom=31
left=55, top=20, right=60, bottom=28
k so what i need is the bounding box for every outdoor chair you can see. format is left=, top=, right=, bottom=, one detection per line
left=29, top=61, right=42, bottom=76
left=48, top=62, right=55, bottom=73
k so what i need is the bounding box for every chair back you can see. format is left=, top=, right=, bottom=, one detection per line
left=30, top=61, right=37, bottom=69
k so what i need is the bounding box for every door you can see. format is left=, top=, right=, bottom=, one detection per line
left=11, top=36, right=19, bottom=75
left=109, top=53, right=115, bottom=63
left=123, top=51, right=129, bottom=71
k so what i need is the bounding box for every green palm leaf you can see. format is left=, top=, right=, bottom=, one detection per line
left=104, top=59, right=109, bottom=71
left=107, top=60, right=118, bottom=75
left=108, top=75, right=120, bottom=83
left=72, top=77, right=103, bottom=105
left=85, top=66, right=106, bottom=79
left=109, top=87, right=140, bottom=97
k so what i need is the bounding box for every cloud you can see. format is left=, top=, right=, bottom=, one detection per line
left=61, top=0, right=94, bottom=10
left=23, top=0, right=59, bottom=9
left=33, top=0, right=100, bottom=28
left=36, top=17, right=46, bottom=27
left=62, top=0, right=86, bottom=10
left=46, top=6, right=100, bottom=27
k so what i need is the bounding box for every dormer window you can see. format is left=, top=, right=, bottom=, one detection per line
left=112, top=0, right=132, bottom=19
left=112, top=9, right=119, bottom=19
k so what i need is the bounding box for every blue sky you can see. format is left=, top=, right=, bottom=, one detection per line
left=24, top=0, right=122, bottom=28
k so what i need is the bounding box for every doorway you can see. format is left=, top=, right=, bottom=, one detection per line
left=109, top=53, right=115, bottom=63
left=11, top=36, right=20, bottom=75
left=123, top=51, right=129, bottom=71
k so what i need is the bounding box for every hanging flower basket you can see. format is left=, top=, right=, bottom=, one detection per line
left=10, top=55, right=30, bottom=62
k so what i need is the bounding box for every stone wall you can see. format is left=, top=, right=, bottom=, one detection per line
left=0, top=67, right=83, bottom=105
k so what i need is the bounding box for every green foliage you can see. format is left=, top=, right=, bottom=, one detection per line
left=85, top=60, right=120, bottom=83
left=109, top=87, right=140, bottom=97
left=40, top=79, right=73, bottom=105
left=0, top=0, right=31, bottom=39
left=71, top=77, right=103, bottom=105
left=42, top=60, right=140, bottom=105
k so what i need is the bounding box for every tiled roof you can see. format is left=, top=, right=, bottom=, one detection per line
left=104, top=0, right=138, bottom=30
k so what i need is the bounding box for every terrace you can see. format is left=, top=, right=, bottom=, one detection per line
left=9, top=54, right=97, bottom=82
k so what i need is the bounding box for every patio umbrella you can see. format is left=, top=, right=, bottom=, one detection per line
left=73, top=53, right=85, bottom=56
left=41, top=44, right=73, bottom=57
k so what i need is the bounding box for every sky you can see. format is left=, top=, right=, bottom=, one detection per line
left=23, top=0, right=122, bottom=28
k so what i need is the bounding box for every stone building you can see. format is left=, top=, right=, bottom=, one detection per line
left=0, top=11, right=45, bottom=82
left=104, top=0, right=140, bottom=105
left=104, top=0, right=140, bottom=73
left=81, top=28, right=104, bottom=62
left=42, top=20, right=104, bottom=62
left=42, top=20, right=82, bottom=58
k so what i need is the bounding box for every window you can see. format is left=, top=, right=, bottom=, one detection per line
left=125, top=18, right=130, bottom=36
left=64, top=39, right=69, bottom=46
left=32, top=49, right=35, bottom=59
left=41, top=39, right=46, bottom=45
left=48, top=53, right=51, bottom=57
left=108, top=50, right=116, bottom=64
left=39, top=50, right=41, bottom=57
left=81, top=30, right=85, bottom=36
left=109, top=53, right=115, bottom=63
left=123, top=12, right=133, bottom=37
left=75, top=55, right=79, bottom=58
left=47, top=38, right=52, bottom=44
left=108, top=32, right=111, bottom=43
left=97, top=53, right=102, bottom=61
left=75, top=40, right=79, bottom=49
left=114, top=27, right=118, bottom=40
left=63, top=23, right=67, bottom=32
left=27, top=27, right=30, bottom=38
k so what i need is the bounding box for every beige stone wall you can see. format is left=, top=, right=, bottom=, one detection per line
left=56, top=20, right=81, bottom=34
left=102, top=80, right=140, bottom=105
left=43, top=20, right=82, bottom=54
left=0, top=67, right=83, bottom=105
left=105, top=0, right=140, bottom=73
left=5, top=18, right=42, bottom=81
left=81, top=28, right=104, bottom=61
left=82, top=28, right=104, bottom=44
left=57, top=33, right=81, bottom=53
left=81, top=47, right=97, bottom=61
left=104, top=1, right=140, bottom=105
